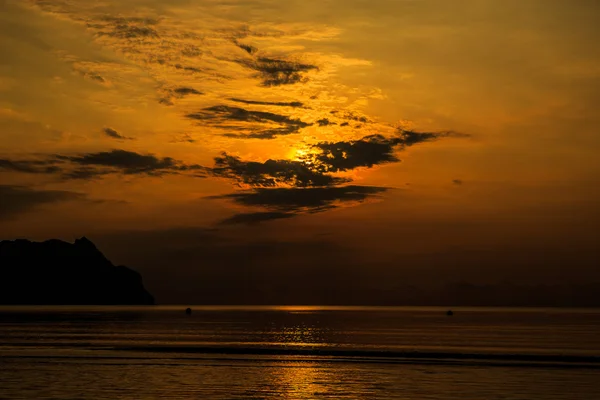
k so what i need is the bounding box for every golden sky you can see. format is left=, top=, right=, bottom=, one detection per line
left=1, top=0, right=598, bottom=303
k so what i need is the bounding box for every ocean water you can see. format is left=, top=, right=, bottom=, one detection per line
left=0, top=306, right=599, bottom=399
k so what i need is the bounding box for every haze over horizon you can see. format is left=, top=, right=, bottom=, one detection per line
left=1, top=0, right=598, bottom=304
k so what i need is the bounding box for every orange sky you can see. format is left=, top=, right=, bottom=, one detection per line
left=1, top=0, right=598, bottom=303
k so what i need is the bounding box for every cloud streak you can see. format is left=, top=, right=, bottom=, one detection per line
left=103, top=127, right=133, bottom=140
left=1, top=150, right=207, bottom=180
left=229, top=98, right=304, bottom=108
left=219, top=211, right=295, bottom=225
left=238, top=57, right=318, bottom=86
left=214, top=185, right=388, bottom=211
left=58, top=149, right=205, bottom=176
left=302, top=130, right=463, bottom=173
left=186, top=105, right=312, bottom=139
left=205, top=128, right=464, bottom=223
left=0, top=185, right=84, bottom=220
left=211, top=153, right=345, bottom=187
left=0, top=159, right=61, bottom=174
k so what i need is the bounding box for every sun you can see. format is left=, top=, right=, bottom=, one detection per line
left=292, top=147, right=310, bottom=161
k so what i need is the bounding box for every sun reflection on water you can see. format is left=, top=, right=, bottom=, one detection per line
left=271, top=362, right=324, bottom=399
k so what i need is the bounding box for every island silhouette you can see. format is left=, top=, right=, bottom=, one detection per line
left=0, top=237, right=154, bottom=305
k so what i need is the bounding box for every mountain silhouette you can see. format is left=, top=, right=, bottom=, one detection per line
left=0, top=237, right=154, bottom=305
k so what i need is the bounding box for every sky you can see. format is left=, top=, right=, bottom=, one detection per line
left=1, top=0, right=599, bottom=304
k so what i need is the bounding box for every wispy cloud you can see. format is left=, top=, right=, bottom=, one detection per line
left=1, top=150, right=207, bottom=180
left=186, top=105, right=312, bottom=139
left=0, top=185, right=84, bottom=220
left=211, top=152, right=345, bottom=187
left=229, top=98, right=304, bottom=108
left=211, top=185, right=387, bottom=224
left=219, top=211, right=295, bottom=225
left=58, top=149, right=205, bottom=176
left=237, top=57, right=318, bottom=86
left=302, top=130, right=464, bottom=173
left=103, top=127, right=134, bottom=140
left=214, top=185, right=387, bottom=211
left=0, top=159, right=61, bottom=174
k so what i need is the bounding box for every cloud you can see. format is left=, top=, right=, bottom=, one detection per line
left=186, top=105, right=311, bottom=139
left=205, top=128, right=465, bottom=222
left=158, top=87, right=204, bottom=106
left=229, top=98, right=304, bottom=108
left=1, top=150, right=207, bottom=180
left=302, top=134, right=401, bottom=173
left=61, top=167, right=111, bottom=180
left=219, top=211, right=295, bottom=225
left=58, top=149, right=205, bottom=176
left=234, top=42, right=258, bottom=55
left=211, top=153, right=346, bottom=188
left=187, top=105, right=310, bottom=127
left=316, top=118, right=335, bottom=126
left=211, top=186, right=388, bottom=223
left=453, top=179, right=463, bottom=185
left=173, top=87, right=203, bottom=96
left=238, top=57, right=318, bottom=86
left=0, top=159, right=61, bottom=174
left=103, top=127, right=133, bottom=140
left=0, top=185, right=84, bottom=220
left=330, top=110, right=370, bottom=123
left=98, top=17, right=160, bottom=39
left=223, top=126, right=303, bottom=140
left=169, top=133, right=196, bottom=144
left=302, top=130, right=462, bottom=173
left=209, top=129, right=464, bottom=187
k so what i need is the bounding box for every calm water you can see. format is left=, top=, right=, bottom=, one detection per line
left=1, top=306, right=599, bottom=399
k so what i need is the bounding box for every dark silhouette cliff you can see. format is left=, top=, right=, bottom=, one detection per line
left=0, top=237, right=154, bottom=305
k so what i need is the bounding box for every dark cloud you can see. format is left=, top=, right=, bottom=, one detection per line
left=1, top=150, right=207, bottom=180
left=103, top=23, right=159, bottom=39
left=0, top=185, right=83, bottom=220
left=187, top=105, right=311, bottom=139
left=212, top=185, right=387, bottom=215
left=229, top=98, right=304, bottom=108
left=453, top=179, right=463, bottom=185
left=100, top=16, right=160, bottom=25
left=211, top=153, right=346, bottom=187
left=173, top=87, right=203, bottom=96
left=187, top=105, right=310, bottom=127
left=159, top=87, right=204, bottom=106
left=0, top=159, right=60, bottom=174
left=58, top=149, right=205, bottom=176
left=103, top=127, right=133, bottom=140
left=61, top=167, right=110, bottom=180
left=330, top=110, right=370, bottom=123
left=223, top=126, right=302, bottom=140
left=89, top=74, right=106, bottom=83
left=302, top=134, right=400, bottom=173
left=316, top=118, right=335, bottom=126
left=238, top=57, right=317, bottom=86
left=219, top=211, right=295, bottom=225
left=302, top=130, right=461, bottom=173
left=235, top=42, right=258, bottom=55
left=173, top=64, right=204, bottom=74
left=169, top=133, right=196, bottom=144
left=209, top=129, right=463, bottom=188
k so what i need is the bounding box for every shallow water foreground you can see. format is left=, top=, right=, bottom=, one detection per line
left=1, top=306, right=599, bottom=399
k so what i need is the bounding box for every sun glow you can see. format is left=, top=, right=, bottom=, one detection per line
left=290, top=147, right=312, bottom=163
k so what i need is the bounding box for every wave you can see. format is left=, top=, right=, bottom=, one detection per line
left=113, top=345, right=600, bottom=369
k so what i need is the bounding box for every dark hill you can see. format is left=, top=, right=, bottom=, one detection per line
left=0, top=237, right=154, bottom=305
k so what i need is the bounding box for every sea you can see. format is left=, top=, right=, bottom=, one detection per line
left=0, top=306, right=599, bottom=399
